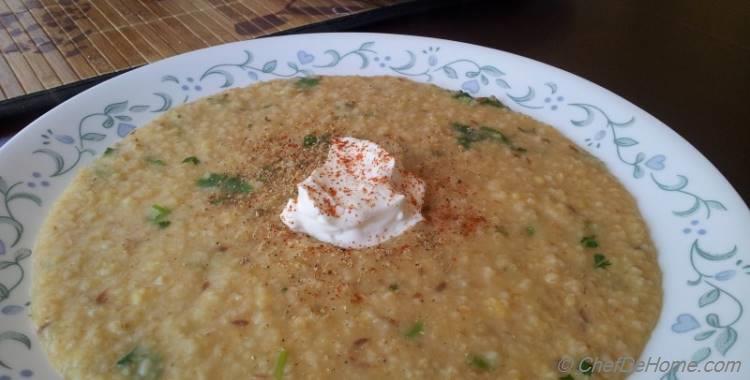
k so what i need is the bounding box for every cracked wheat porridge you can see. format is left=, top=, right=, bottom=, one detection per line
left=32, top=76, right=662, bottom=380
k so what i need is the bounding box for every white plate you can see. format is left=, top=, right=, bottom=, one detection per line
left=0, top=33, right=747, bottom=380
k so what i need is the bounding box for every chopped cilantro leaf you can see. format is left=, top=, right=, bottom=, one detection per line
left=404, top=321, right=424, bottom=338
left=559, top=375, right=575, bottom=380
left=452, top=92, right=506, bottom=108
left=274, top=348, right=288, bottom=380
left=303, top=134, right=318, bottom=148
left=479, top=126, right=510, bottom=145
left=103, top=147, right=116, bottom=156
left=526, top=226, right=536, bottom=236
left=451, top=123, right=525, bottom=151
left=182, top=156, right=200, bottom=165
left=150, top=204, right=170, bottom=218
left=116, top=346, right=162, bottom=380
left=467, top=354, right=493, bottom=371
left=453, top=90, right=474, bottom=104
left=145, top=157, right=165, bottom=166
left=296, top=76, right=320, bottom=89
left=388, top=283, right=399, bottom=291
left=197, top=173, right=226, bottom=188
left=197, top=173, right=252, bottom=196
left=477, top=96, right=506, bottom=108
left=223, top=176, right=251, bottom=193
left=593, top=253, right=611, bottom=269
left=580, top=235, right=599, bottom=248
left=452, top=123, right=485, bottom=148
left=149, top=204, right=171, bottom=229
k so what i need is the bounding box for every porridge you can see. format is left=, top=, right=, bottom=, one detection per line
left=32, top=76, right=662, bottom=379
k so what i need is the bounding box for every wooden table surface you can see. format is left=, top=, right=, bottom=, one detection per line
left=2, top=0, right=748, bottom=202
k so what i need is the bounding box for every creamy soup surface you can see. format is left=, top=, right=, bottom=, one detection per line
left=32, top=76, right=662, bottom=380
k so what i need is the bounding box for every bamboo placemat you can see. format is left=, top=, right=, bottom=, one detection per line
left=0, top=0, right=417, bottom=111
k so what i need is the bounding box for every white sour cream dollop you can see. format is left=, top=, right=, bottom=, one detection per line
left=280, top=136, right=425, bottom=249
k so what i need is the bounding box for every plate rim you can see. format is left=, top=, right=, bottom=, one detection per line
left=0, top=32, right=747, bottom=379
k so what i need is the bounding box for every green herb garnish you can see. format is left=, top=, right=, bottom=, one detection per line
left=453, top=90, right=474, bottom=104
left=593, top=253, right=611, bottom=269
left=104, top=147, right=116, bottom=156
left=580, top=359, right=594, bottom=376
left=526, top=226, right=536, bottom=236
left=149, top=204, right=171, bottom=229
left=197, top=173, right=252, bottom=194
left=388, top=283, right=399, bottom=291
left=467, top=354, right=493, bottom=371
left=223, top=176, right=252, bottom=193
left=452, top=91, right=506, bottom=108
left=150, top=204, right=171, bottom=219
left=452, top=123, right=485, bottom=149
left=404, top=321, right=424, bottom=339
left=477, top=96, right=506, bottom=108
left=303, top=134, right=318, bottom=148
left=451, top=123, right=525, bottom=151
left=580, top=235, right=599, bottom=248
left=479, top=126, right=511, bottom=145
left=302, top=133, right=330, bottom=148
left=559, top=375, right=575, bottom=380
left=296, top=76, right=320, bottom=89
left=182, top=156, right=200, bottom=165
left=145, top=157, right=165, bottom=166
left=197, top=173, right=225, bottom=187
left=273, top=348, right=288, bottom=380
left=116, top=346, right=163, bottom=380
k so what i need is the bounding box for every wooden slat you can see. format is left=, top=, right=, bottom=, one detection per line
left=160, top=0, right=227, bottom=47
left=0, top=5, right=43, bottom=93
left=103, top=0, right=179, bottom=61
left=44, top=2, right=112, bottom=74
left=0, top=0, right=60, bottom=89
left=118, top=25, right=166, bottom=62
left=0, top=54, right=23, bottom=98
left=163, top=16, right=211, bottom=50
left=176, top=13, right=223, bottom=47
left=0, top=0, right=405, bottom=107
left=234, top=2, right=286, bottom=35
left=89, top=1, right=128, bottom=29
left=197, top=1, right=247, bottom=40
left=6, top=0, right=77, bottom=84
left=24, top=0, right=97, bottom=78
left=124, top=0, right=203, bottom=54
left=74, top=1, right=147, bottom=68
left=57, top=4, right=129, bottom=70
left=185, top=7, right=240, bottom=44
left=275, top=0, right=325, bottom=27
